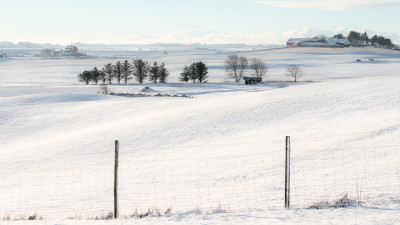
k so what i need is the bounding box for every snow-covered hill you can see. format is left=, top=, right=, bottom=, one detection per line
left=0, top=47, right=399, bottom=224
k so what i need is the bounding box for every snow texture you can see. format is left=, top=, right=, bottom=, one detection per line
left=0, top=46, right=399, bottom=224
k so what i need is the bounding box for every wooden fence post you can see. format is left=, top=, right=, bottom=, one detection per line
left=285, top=136, right=291, bottom=208
left=114, top=140, right=119, bottom=218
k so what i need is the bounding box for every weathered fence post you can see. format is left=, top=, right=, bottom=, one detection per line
left=285, top=136, right=291, bottom=208
left=114, top=140, right=119, bottom=218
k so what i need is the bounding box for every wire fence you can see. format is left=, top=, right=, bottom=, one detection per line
left=0, top=135, right=399, bottom=220
left=291, top=144, right=400, bottom=209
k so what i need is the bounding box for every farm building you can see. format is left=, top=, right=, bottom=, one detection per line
left=286, top=38, right=350, bottom=47
left=40, top=49, right=63, bottom=57
left=39, top=45, right=81, bottom=57
left=65, top=45, right=78, bottom=54
left=40, top=48, right=58, bottom=56
left=286, top=38, right=326, bottom=46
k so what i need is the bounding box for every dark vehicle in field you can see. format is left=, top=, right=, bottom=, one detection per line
left=244, top=77, right=262, bottom=84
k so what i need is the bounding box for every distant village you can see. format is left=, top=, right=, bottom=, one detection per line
left=286, top=31, right=397, bottom=49
left=36, top=45, right=86, bottom=57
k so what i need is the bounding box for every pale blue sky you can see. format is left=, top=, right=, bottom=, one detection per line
left=1, top=0, right=399, bottom=44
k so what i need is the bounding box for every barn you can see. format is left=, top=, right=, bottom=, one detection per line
left=286, top=38, right=327, bottom=47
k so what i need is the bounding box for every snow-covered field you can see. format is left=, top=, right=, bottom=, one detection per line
left=0, top=47, right=399, bottom=224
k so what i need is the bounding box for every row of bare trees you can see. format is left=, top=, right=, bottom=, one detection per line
left=225, top=55, right=268, bottom=82
left=225, top=54, right=304, bottom=82
left=77, top=59, right=169, bottom=85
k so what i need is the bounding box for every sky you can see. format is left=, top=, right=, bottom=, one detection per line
left=1, top=0, right=400, bottom=45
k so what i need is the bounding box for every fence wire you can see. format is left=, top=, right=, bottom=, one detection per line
left=291, top=144, right=400, bottom=208
left=0, top=136, right=399, bottom=219
left=117, top=151, right=283, bottom=216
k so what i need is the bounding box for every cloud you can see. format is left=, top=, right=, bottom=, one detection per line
left=255, top=0, right=400, bottom=10
left=129, top=28, right=400, bottom=45
left=125, top=29, right=284, bottom=45
left=69, top=28, right=399, bottom=45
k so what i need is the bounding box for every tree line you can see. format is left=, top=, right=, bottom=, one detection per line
left=78, top=60, right=211, bottom=85
left=333, top=31, right=395, bottom=48
left=78, top=59, right=169, bottom=85
left=78, top=55, right=304, bottom=85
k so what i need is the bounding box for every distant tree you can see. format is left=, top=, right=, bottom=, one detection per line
left=159, top=63, right=169, bottom=83
left=225, top=55, right=248, bottom=82
left=99, top=70, right=106, bottom=84
left=370, top=34, right=378, bottom=46
left=347, top=31, right=371, bottom=45
left=102, top=63, right=114, bottom=84
left=384, top=37, right=393, bottom=48
left=132, top=59, right=149, bottom=84
left=370, top=34, right=393, bottom=48
left=332, top=33, right=345, bottom=39
left=113, top=61, right=123, bottom=84
left=188, top=64, right=197, bottom=83
left=225, top=54, right=240, bottom=82
left=377, top=37, right=383, bottom=46
left=148, top=61, right=160, bottom=83
left=121, top=60, right=132, bottom=84
left=77, top=70, right=92, bottom=85
left=313, top=34, right=327, bottom=40
left=179, top=65, right=191, bottom=83
left=190, top=61, right=208, bottom=83
left=238, top=56, right=249, bottom=81
left=287, top=65, right=303, bottom=82
left=346, top=31, right=393, bottom=48
left=361, top=32, right=369, bottom=45
left=90, top=67, right=101, bottom=84
left=250, top=57, right=268, bottom=78
left=347, top=31, right=361, bottom=44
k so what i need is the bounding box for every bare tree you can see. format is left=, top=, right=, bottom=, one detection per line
left=225, top=54, right=240, bottom=82
left=132, top=59, right=149, bottom=84
left=250, top=57, right=268, bottom=78
left=159, top=63, right=169, bottom=83
left=102, top=63, right=114, bottom=84
left=238, top=56, right=248, bottom=81
left=287, top=64, right=303, bottom=82
left=113, top=61, right=123, bottom=84
left=99, top=84, right=110, bottom=94
left=225, top=55, right=248, bottom=82
left=148, top=61, right=160, bottom=83
left=121, top=60, right=132, bottom=84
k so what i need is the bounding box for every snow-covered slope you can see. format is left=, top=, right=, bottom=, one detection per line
left=0, top=47, right=399, bottom=224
